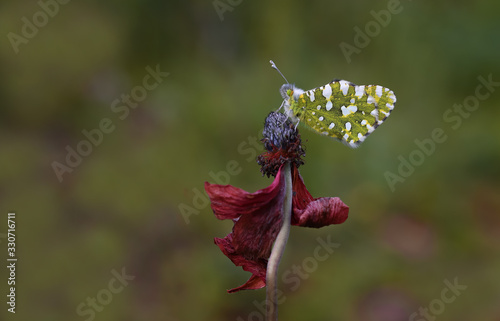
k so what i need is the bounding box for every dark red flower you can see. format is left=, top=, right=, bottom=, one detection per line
left=205, top=112, right=349, bottom=293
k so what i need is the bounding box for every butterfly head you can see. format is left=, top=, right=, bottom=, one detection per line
left=279, top=84, right=304, bottom=122
left=270, top=61, right=305, bottom=122
left=279, top=84, right=304, bottom=101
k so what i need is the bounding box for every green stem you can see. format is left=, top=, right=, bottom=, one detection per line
left=266, top=162, right=293, bottom=321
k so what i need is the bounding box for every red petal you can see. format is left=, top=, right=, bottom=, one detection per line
left=206, top=165, right=348, bottom=293
left=291, top=165, right=314, bottom=212
left=204, top=170, right=283, bottom=221
left=205, top=168, right=286, bottom=260
left=228, top=274, right=266, bottom=293
left=215, top=234, right=267, bottom=293
left=206, top=167, right=289, bottom=292
left=291, top=166, right=349, bottom=227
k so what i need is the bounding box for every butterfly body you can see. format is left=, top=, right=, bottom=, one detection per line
left=280, top=80, right=396, bottom=148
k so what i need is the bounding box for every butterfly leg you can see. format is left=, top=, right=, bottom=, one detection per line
left=276, top=100, right=285, bottom=112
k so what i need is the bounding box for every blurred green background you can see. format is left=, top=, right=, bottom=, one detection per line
left=1, top=0, right=499, bottom=320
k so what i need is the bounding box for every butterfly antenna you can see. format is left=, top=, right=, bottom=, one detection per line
left=270, top=60, right=289, bottom=84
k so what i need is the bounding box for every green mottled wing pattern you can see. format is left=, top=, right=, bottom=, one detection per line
left=288, top=80, right=396, bottom=148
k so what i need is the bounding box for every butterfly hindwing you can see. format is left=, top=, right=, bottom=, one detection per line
left=294, top=80, right=396, bottom=148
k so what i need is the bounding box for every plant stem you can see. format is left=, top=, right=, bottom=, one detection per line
left=266, top=162, right=293, bottom=321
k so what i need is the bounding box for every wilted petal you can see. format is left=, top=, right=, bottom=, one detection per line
left=291, top=166, right=349, bottom=227
left=206, top=164, right=348, bottom=294
left=204, top=170, right=282, bottom=221
left=205, top=167, right=286, bottom=260
left=214, top=234, right=267, bottom=292
left=205, top=167, right=288, bottom=292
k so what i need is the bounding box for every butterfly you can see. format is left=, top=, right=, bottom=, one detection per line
left=271, top=61, right=396, bottom=148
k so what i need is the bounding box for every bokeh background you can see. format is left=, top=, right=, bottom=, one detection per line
left=1, top=0, right=499, bottom=320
